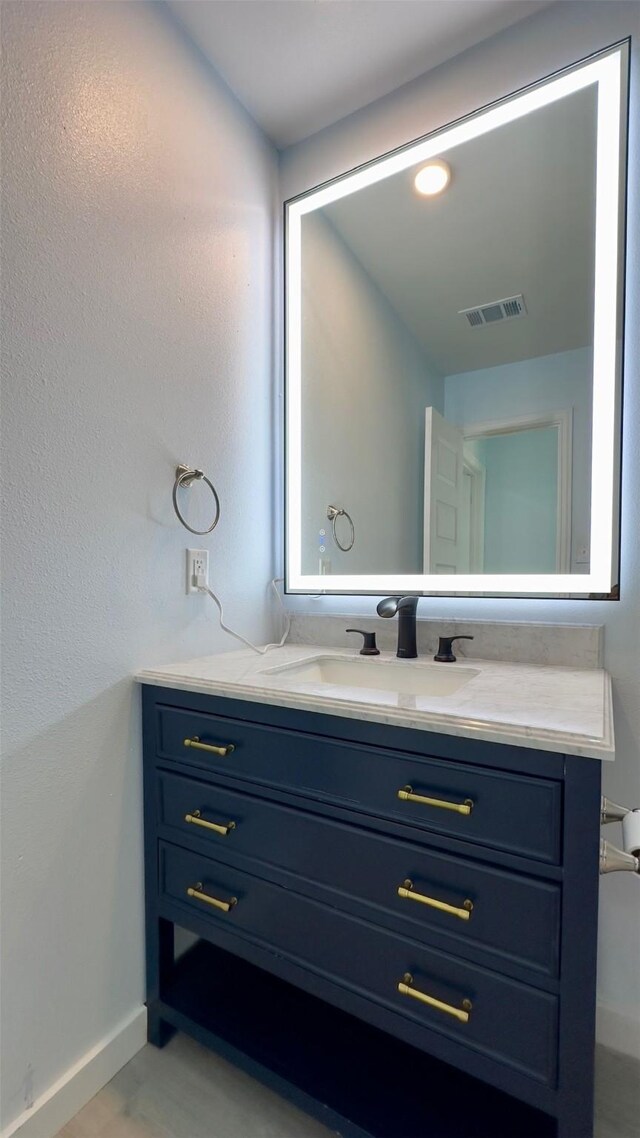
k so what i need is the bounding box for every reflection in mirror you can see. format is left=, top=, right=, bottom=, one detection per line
left=287, top=45, right=627, bottom=595
left=427, top=411, right=572, bottom=575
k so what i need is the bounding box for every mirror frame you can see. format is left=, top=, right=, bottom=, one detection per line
left=284, top=42, right=629, bottom=598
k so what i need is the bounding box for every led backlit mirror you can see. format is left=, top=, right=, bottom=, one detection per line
left=285, top=44, right=628, bottom=597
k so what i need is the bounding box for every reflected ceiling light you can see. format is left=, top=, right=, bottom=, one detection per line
left=414, top=159, right=451, bottom=196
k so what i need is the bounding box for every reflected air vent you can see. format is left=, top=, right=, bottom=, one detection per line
left=460, top=294, right=527, bottom=328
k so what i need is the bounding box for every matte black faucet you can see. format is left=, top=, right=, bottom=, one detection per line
left=376, top=596, right=419, bottom=659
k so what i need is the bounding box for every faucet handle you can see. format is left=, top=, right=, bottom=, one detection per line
left=346, top=629, right=380, bottom=656
left=434, top=635, right=474, bottom=663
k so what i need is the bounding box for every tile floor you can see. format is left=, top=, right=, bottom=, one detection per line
left=56, top=1034, right=639, bottom=1138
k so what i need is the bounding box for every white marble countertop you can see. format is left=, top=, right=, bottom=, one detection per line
left=136, top=645, right=614, bottom=760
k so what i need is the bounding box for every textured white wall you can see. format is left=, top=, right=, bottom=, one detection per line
left=281, top=1, right=640, bottom=1056
left=301, top=212, right=443, bottom=575
left=0, top=1, right=276, bottom=1128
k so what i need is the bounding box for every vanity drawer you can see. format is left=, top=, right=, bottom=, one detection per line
left=159, top=841, right=558, bottom=1086
left=154, top=703, right=562, bottom=863
left=157, top=769, right=561, bottom=977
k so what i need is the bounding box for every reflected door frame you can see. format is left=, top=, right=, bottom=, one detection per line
left=463, top=452, right=486, bottom=573
left=462, top=409, right=573, bottom=574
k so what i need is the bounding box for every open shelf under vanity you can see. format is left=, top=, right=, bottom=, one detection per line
left=158, top=937, right=556, bottom=1138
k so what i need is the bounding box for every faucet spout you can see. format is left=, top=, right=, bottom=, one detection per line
left=376, top=596, right=419, bottom=659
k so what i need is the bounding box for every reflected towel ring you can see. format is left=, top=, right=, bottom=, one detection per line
left=327, top=505, right=355, bottom=552
left=172, top=464, right=221, bottom=535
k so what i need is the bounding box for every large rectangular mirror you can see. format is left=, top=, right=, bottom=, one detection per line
left=285, top=43, right=628, bottom=597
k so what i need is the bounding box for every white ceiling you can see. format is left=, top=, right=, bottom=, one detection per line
left=167, top=0, right=552, bottom=148
left=319, top=84, right=596, bottom=375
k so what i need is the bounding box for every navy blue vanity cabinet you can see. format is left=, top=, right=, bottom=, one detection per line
left=142, top=685, right=602, bottom=1138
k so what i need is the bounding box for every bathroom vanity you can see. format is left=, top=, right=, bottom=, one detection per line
left=139, top=33, right=628, bottom=1138
left=138, top=648, right=613, bottom=1138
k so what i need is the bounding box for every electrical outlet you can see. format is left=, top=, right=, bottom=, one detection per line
left=186, top=549, right=209, bottom=595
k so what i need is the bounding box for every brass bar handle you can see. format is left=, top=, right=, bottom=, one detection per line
left=397, top=786, right=473, bottom=815
left=398, top=973, right=472, bottom=1024
left=184, top=810, right=236, bottom=837
left=398, top=880, right=473, bottom=921
left=184, top=736, right=235, bottom=757
left=186, top=883, right=237, bottom=913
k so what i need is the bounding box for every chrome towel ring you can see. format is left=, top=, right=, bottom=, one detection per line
left=327, top=504, right=355, bottom=552
left=172, top=464, right=221, bottom=535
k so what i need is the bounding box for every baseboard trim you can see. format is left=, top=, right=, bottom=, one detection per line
left=596, top=1002, right=640, bottom=1061
left=2, top=1007, right=147, bottom=1138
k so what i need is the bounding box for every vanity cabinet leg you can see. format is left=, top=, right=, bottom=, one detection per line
left=147, top=1000, right=175, bottom=1048
left=556, top=1107, right=593, bottom=1138
left=146, top=917, right=175, bottom=1048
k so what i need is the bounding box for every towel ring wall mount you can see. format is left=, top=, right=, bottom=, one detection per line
left=327, top=505, right=355, bottom=552
left=172, top=464, right=221, bottom=535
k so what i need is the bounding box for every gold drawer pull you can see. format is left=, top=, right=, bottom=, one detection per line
left=397, top=786, right=473, bottom=815
left=398, top=973, right=472, bottom=1024
left=186, top=882, right=237, bottom=912
left=184, top=736, right=235, bottom=757
left=398, top=880, right=473, bottom=921
left=184, top=810, right=236, bottom=836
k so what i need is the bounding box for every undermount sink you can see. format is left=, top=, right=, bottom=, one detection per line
left=263, top=655, right=478, bottom=698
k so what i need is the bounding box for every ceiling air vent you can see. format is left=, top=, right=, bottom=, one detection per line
left=459, top=294, right=527, bottom=328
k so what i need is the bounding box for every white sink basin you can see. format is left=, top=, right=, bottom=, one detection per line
left=263, top=655, right=478, bottom=698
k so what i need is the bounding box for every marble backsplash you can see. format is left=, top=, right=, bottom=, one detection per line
left=287, top=614, right=603, bottom=669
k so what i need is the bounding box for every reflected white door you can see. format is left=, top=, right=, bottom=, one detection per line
left=423, top=408, right=465, bottom=573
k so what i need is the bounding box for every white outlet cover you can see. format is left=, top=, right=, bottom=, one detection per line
left=186, top=548, right=209, bottom=594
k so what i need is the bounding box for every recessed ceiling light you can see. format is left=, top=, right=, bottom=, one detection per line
left=414, top=159, right=451, bottom=196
